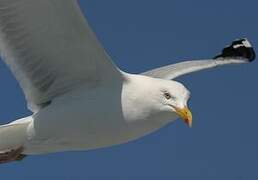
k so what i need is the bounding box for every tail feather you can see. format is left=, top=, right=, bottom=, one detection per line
left=0, top=122, right=29, bottom=152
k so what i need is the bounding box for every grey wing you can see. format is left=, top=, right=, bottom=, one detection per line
left=0, top=0, right=121, bottom=112
left=142, top=39, right=255, bottom=80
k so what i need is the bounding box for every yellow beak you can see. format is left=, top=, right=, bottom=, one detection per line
left=175, top=107, right=193, bottom=127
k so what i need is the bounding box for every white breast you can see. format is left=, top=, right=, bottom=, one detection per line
left=24, top=83, right=176, bottom=155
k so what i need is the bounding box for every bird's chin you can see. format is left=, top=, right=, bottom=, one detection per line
left=162, top=105, right=176, bottom=113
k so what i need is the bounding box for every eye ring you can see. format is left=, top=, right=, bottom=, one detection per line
left=164, top=92, right=171, bottom=100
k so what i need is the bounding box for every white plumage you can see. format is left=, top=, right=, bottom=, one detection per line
left=0, top=0, right=255, bottom=163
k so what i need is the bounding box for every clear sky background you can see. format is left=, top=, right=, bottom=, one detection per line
left=0, top=0, right=257, bottom=179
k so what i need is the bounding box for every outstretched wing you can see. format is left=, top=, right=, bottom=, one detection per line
left=0, top=0, right=121, bottom=112
left=142, top=39, right=255, bottom=80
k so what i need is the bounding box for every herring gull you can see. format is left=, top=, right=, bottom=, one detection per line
left=0, top=0, right=255, bottom=164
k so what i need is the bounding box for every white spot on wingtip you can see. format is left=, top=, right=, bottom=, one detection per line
left=233, top=39, right=252, bottom=49
left=242, top=39, right=252, bottom=48
left=233, top=44, right=244, bottom=49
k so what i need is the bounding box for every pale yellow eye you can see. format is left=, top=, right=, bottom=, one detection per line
left=164, top=92, right=171, bottom=100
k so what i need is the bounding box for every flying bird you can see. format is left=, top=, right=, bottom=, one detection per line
left=0, top=0, right=255, bottom=164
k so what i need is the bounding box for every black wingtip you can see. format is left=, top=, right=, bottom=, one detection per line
left=214, top=38, right=256, bottom=62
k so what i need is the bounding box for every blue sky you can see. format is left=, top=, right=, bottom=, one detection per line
left=0, top=0, right=258, bottom=179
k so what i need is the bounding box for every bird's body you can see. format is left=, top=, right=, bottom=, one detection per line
left=4, top=73, right=178, bottom=155
left=0, top=0, right=255, bottom=164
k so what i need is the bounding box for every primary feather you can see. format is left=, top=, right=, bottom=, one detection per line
left=142, top=38, right=255, bottom=80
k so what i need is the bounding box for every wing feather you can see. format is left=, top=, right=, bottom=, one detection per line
left=0, top=0, right=121, bottom=111
left=142, top=39, right=255, bottom=80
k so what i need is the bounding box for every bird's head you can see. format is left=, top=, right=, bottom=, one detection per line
left=124, top=75, right=192, bottom=127
left=156, top=79, right=192, bottom=127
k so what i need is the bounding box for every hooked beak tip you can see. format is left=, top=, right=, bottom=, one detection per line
left=175, top=107, right=193, bottom=128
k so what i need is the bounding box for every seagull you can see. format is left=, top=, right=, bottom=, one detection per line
left=0, top=0, right=256, bottom=164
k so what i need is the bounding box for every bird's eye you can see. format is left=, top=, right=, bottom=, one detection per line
left=164, top=92, right=171, bottom=100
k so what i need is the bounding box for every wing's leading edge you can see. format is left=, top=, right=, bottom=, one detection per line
left=142, top=38, right=255, bottom=80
